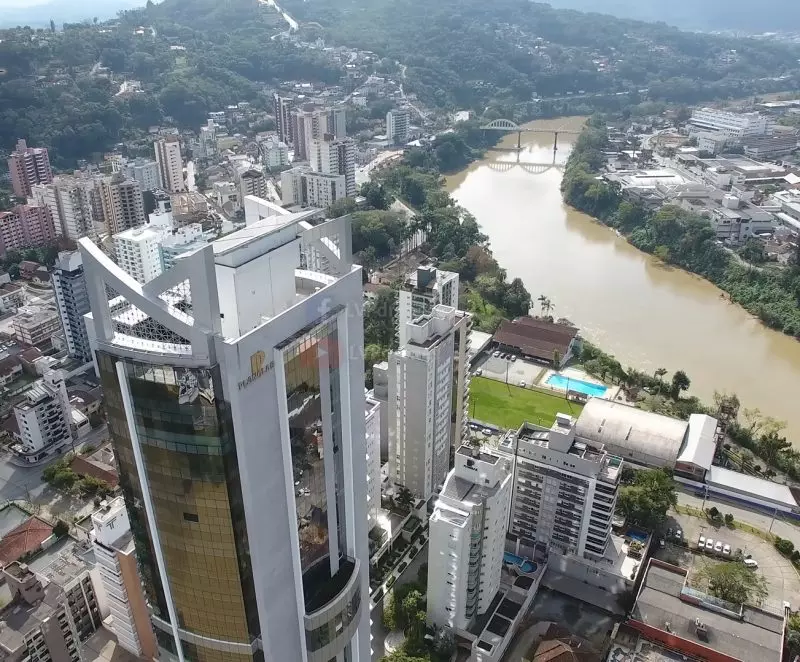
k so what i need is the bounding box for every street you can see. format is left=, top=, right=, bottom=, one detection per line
left=0, top=423, right=108, bottom=505
left=676, top=486, right=800, bottom=550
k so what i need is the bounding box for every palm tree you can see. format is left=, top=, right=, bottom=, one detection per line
left=397, top=486, right=415, bottom=512
left=537, top=294, right=547, bottom=316
left=653, top=367, right=667, bottom=394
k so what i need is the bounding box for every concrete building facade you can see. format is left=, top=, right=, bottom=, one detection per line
left=12, top=370, right=73, bottom=463
left=101, top=176, right=146, bottom=236
left=154, top=137, right=185, bottom=194
left=51, top=251, right=92, bottom=364
left=91, top=497, right=159, bottom=659
left=0, top=205, right=56, bottom=256
left=8, top=139, right=53, bottom=198
left=427, top=445, right=512, bottom=632
left=498, top=417, right=621, bottom=561
left=389, top=305, right=460, bottom=500
left=386, top=109, right=410, bottom=146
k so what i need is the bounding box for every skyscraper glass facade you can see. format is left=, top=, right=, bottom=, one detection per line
left=98, top=351, right=261, bottom=662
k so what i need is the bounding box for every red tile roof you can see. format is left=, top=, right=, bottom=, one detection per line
left=70, top=455, right=119, bottom=488
left=0, top=517, right=53, bottom=567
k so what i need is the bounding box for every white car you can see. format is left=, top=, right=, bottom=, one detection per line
left=520, top=380, right=527, bottom=387
left=714, top=541, right=723, bottom=554
left=744, top=559, right=759, bottom=569
left=475, top=368, right=483, bottom=376
left=698, top=535, right=706, bottom=548
left=705, top=538, right=714, bottom=551
left=722, top=544, right=731, bottom=556
left=493, top=351, right=500, bottom=358
left=482, top=428, right=492, bottom=436
left=511, top=355, right=517, bottom=362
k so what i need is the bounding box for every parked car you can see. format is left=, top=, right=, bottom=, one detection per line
left=714, top=541, right=723, bottom=554
left=475, top=368, right=483, bottom=376
left=723, top=544, right=731, bottom=556
left=675, top=528, right=683, bottom=539
left=667, top=528, right=673, bottom=538
left=744, top=559, right=759, bottom=569
left=698, top=535, right=706, bottom=548
left=493, top=351, right=500, bottom=358
left=482, top=428, right=492, bottom=436
left=470, top=423, right=480, bottom=430
left=658, top=538, right=665, bottom=548
left=520, top=380, right=527, bottom=387
left=705, top=538, right=714, bottom=551
left=511, top=355, right=517, bottom=362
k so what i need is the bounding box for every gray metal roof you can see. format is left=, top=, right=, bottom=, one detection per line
left=632, top=564, right=784, bottom=662
left=575, top=399, right=688, bottom=466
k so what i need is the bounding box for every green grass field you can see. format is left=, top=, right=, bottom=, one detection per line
left=469, top=376, right=584, bottom=430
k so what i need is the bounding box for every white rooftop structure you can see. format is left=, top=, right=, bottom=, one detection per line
left=676, top=414, right=718, bottom=471
left=706, top=466, right=798, bottom=513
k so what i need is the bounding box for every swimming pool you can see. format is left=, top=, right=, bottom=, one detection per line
left=503, top=552, right=537, bottom=574
left=627, top=529, right=648, bottom=543
left=546, top=373, right=608, bottom=397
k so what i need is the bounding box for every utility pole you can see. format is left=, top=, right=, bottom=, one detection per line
left=769, top=508, right=777, bottom=534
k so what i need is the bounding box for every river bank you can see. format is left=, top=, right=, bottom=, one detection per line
left=444, top=116, right=800, bottom=443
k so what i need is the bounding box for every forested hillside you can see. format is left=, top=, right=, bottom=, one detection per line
left=2, top=0, right=800, bottom=167
left=283, top=0, right=800, bottom=109
left=543, top=0, right=800, bottom=33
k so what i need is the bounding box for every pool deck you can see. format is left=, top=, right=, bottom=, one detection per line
left=537, top=367, right=620, bottom=401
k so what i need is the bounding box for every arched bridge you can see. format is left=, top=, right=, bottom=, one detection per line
left=480, top=118, right=580, bottom=151
left=486, top=161, right=564, bottom=175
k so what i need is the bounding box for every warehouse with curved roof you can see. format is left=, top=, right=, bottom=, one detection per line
left=574, top=399, right=700, bottom=469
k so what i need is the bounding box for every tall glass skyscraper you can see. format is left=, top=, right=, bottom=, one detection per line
left=79, top=212, right=368, bottom=662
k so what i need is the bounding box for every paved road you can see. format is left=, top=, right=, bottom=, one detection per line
left=0, top=424, right=108, bottom=504
left=676, top=486, right=800, bottom=550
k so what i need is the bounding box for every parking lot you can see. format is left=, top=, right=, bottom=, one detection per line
left=658, top=512, right=800, bottom=611
left=473, top=353, right=545, bottom=389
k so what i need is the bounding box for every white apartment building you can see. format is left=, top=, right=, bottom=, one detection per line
left=397, top=265, right=460, bottom=348
left=113, top=226, right=164, bottom=283
left=310, top=137, right=356, bottom=198
left=688, top=108, right=770, bottom=140
left=12, top=305, right=61, bottom=346
left=386, top=108, right=410, bottom=146
left=154, top=136, right=185, bottom=193
left=123, top=158, right=160, bottom=192
left=198, top=120, right=218, bottom=160
left=79, top=209, right=370, bottom=662
left=292, top=106, right=347, bottom=162
left=389, top=305, right=461, bottom=500
left=262, top=137, right=290, bottom=168
left=305, top=172, right=347, bottom=208
left=281, top=165, right=310, bottom=206
left=366, top=393, right=382, bottom=529
left=12, top=370, right=73, bottom=463
left=498, top=417, right=621, bottom=561
left=91, top=497, right=158, bottom=659
left=427, top=445, right=512, bottom=632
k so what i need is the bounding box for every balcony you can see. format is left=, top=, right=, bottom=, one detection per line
left=303, top=556, right=363, bottom=662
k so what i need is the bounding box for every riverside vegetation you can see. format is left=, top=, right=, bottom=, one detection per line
left=561, top=118, right=800, bottom=338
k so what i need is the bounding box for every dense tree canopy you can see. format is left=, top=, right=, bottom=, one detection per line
left=616, top=468, right=677, bottom=530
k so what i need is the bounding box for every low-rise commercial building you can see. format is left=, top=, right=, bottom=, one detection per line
left=492, top=317, right=578, bottom=366
left=628, top=559, right=786, bottom=662
left=13, top=305, right=61, bottom=347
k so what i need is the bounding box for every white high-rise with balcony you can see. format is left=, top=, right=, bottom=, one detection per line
left=427, top=445, right=512, bottom=631
left=113, top=226, right=164, bottom=284
left=80, top=211, right=370, bottom=662
left=389, top=305, right=466, bottom=500
left=12, top=370, right=72, bottom=463
left=397, top=265, right=459, bottom=348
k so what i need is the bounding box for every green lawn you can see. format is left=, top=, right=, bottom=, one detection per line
left=469, top=376, right=584, bottom=430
